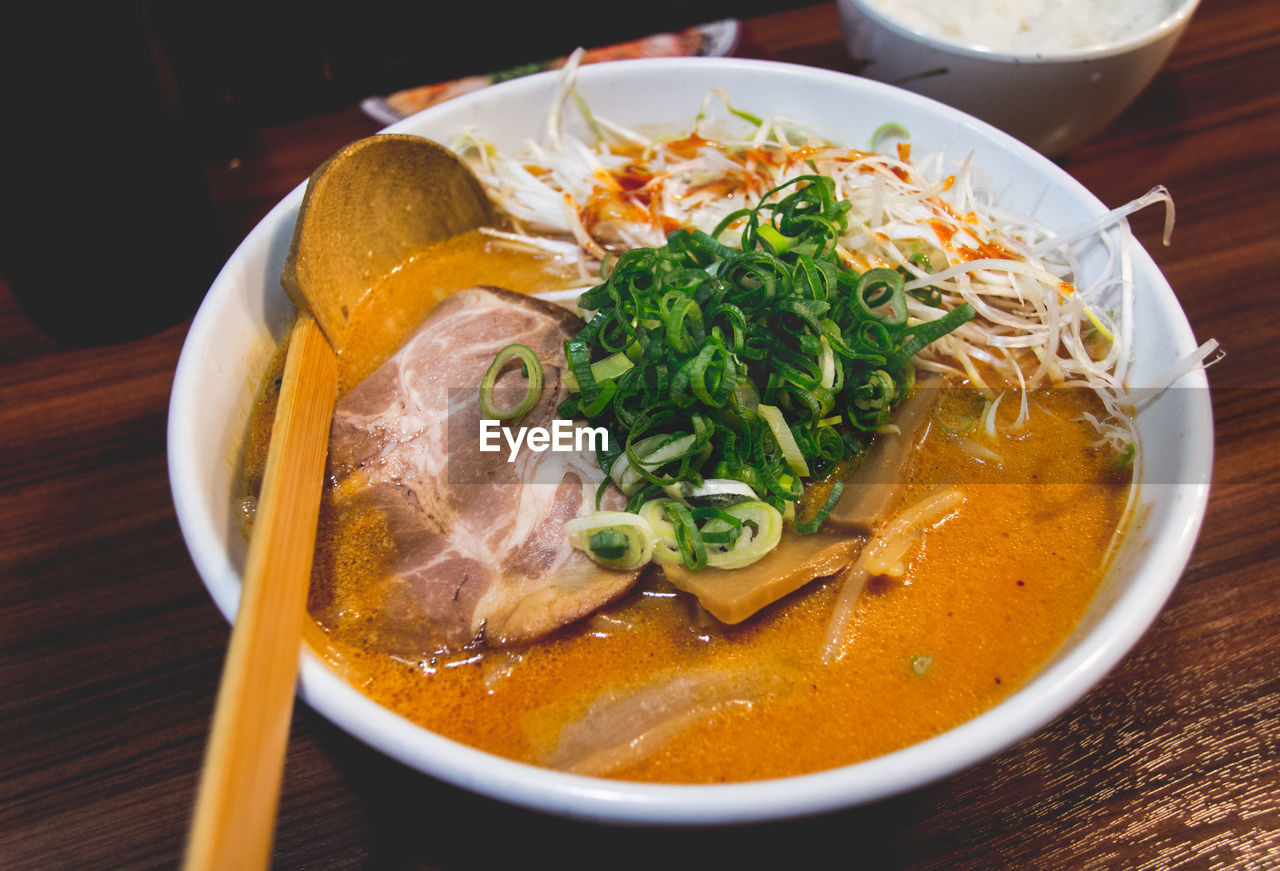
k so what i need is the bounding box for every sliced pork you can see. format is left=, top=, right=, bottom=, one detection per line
left=326, top=286, right=637, bottom=654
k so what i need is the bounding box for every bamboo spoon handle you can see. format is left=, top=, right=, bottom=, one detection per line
left=184, top=315, right=338, bottom=871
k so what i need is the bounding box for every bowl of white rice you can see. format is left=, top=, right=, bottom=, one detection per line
left=837, top=0, right=1201, bottom=155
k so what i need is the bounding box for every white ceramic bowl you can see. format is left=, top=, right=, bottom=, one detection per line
left=168, top=57, right=1213, bottom=825
left=837, top=0, right=1201, bottom=155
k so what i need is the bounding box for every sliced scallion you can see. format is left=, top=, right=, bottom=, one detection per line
left=562, top=351, right=635, bottom=393
left=564, top=511, right=656, bottom=570
left=479, top=344, right=542, bottom=421
left=758, top=404, right=810, bottom=478
left=554, top=175, right=973, bottom=568
left=704, top=500, right=783, bottom=569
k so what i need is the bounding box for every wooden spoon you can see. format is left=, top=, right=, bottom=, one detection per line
left=183, top=134, right=493, bottom=871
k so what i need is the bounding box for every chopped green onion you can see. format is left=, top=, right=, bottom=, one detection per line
left=758, top=404, right=810, bottom=477
left=663, top=477, right=759, bottom=507
left=871, top=122, right=910, bottom=151
left=691, top=506, right=743, bottom=545
left=794, top=480, right=845, bottom=534
left=554, top=175, right=973, bottom=566
left=935, top=393, right=985, bottom=435
left=662, top=500, right=707, bottom=570
left=564, top=339, right=598, bottom=405
left=1113, top=441, right=1136, bottom=472
left=588, top=529, right=630, bottom=559
left=565, top=511, right=655, bottom=570
left=704, top=500, right=783, bottom=569
left=638, top=498, right=686, bottom=565
left=479, top=344, right=542, bottom=421
left=755, top=224, right=791, bottom=255
left=562, top=351, right=635, bottom=393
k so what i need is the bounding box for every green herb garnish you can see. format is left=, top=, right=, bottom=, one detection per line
left=560, top=175, right=974, bottom=562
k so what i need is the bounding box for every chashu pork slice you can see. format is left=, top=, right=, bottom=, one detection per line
left=326, top=285, right=637, bottom=654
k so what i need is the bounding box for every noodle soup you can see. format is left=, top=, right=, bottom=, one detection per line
left=173, top=59, right=1213, bottom=820
left=241, top=244, right=1131, bottom=782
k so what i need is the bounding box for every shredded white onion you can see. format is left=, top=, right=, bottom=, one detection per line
left=822, top=489, right=965, bottom=663
left=449, top=66, right=1216, bottom=460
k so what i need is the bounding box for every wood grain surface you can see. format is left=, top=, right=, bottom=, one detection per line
left=2, top=2, right=1277, bottom=869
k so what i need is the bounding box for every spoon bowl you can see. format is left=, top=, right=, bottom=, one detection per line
left=282, top=134, right=494, bottom=354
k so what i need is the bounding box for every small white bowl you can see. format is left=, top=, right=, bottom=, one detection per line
left=168, top=57, right=1212, bottom=825
left=838, top=0, right=1201, bottom=155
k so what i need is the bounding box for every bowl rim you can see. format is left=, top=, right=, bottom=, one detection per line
left=169, top=55, right=1214, bottom=825
left=841, top=0, right=1202, bottom=63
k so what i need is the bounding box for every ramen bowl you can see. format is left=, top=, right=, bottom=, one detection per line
left=168, top=57, right=1213, bottom=824
left=837, top=0, right=1201, bottom=155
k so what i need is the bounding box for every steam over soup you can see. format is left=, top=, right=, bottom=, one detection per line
left=237, top=75, right=1189, bottom=782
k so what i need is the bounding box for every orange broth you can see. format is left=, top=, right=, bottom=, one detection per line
left=240, top=235, right=1132, bottom=784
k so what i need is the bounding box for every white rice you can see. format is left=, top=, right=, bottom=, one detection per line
left=866, top=0, right=1173, bottom=53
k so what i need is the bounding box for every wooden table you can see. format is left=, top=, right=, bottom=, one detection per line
left=3, top=2, right=1277, bottom=868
